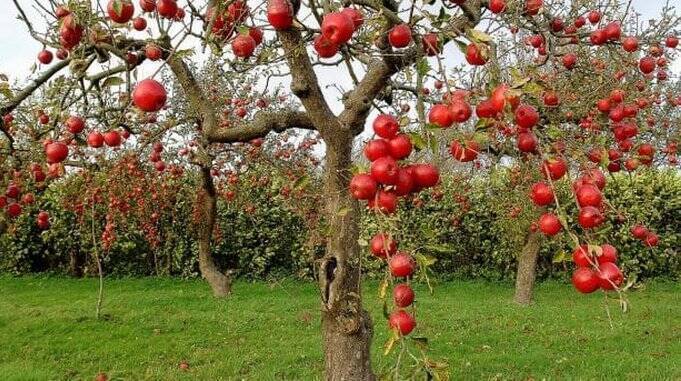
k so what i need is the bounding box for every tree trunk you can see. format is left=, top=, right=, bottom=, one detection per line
left=513, top=232, right=542, bottom=306
left=68, top=249, right=84, bottom=277
left=319, top=136, right=374, bottom=381
left=197, top=165, right=232, bottom=297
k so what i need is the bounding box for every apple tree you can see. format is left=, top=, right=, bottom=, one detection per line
left=1, top=0, right=680, bottom=379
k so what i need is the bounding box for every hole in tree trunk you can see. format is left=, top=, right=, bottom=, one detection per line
left=324, top=257, right=337, bottom=303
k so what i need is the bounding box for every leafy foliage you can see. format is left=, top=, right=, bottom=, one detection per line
left=2, top=169, right=679, bottom=281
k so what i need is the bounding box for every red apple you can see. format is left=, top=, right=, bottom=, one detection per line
left=88, top=132, right=105, bottom=148
left=597, top=262, right=623, bottom=290
left=157, top=0, right=178, bottom=19
left=572, top=268, right=600, bottom=293
left=387, top=134, right=412, bottom=160
left=132, top=79, right=167, bottom=112
left=350, top=173, right=378, bottom=200
left=370, top=233, right=397, bottom=258
left=107, top=0, right=134, bottom=23
left=37, top=50, right=53, bottom=64
left=364, top=139, right=390, bottom=161
left=388, top=24, right=412, bottom=48
left=389, top=252, right=415, bottom=277
left=530, top=182, right=553, bottom=206
left=45, top=142, right=68, bottom=164
left=388, top=310, right=416, bottom=335
left=65, top=116, right=85, bottom=134
left=393, top=284, right=414, bottom=307
left=428, top=104, right=454, bottom=128
left=313, top=35, right=338, bottom=58
left=373, top=114, right=399, bottom=139
left=538, top=212, right=561, bottom=236
left=267, top=0, right=294, bottom=30
left=370, top=156, right=399, bottom=185
left=321, top=12, right=354, bottom=45
left=232, top=35, right=256, bottom=58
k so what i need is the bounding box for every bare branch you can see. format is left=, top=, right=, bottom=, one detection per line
left=1, top=57, right=72, bottom=116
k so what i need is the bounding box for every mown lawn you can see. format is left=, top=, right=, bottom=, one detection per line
left=0, top=276, right=679, bottom=380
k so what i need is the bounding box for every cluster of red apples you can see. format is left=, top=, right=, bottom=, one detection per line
left=0, top=181, right=49, bottom=230
left=349, top=114, right=441, bottom=336
left=39, top=78, right=167, bottom=168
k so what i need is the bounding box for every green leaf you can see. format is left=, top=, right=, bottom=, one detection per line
left=293, top=175, right=309, bottom=190
left=412, top=336, right=429, bottom=350
left=382, top=300, right=391, bottom=320
left=424, top=244, right=454, bottom=255
left=416, top=58, right=430, bottom=76
left=522, top=81, right=544, bottom=97
left=237, top=25, right=250, bottom=35
left=378, top=276, right=389, bottom=299
left=545, top=125, right=562, bottom=140
left=429, top=137, right=439, bottom=155
left=408, top=132, right=427, bottom=151
left=453, top=39, right=468, bottom=54
left=511, top=76, right=531, bottom=89
left=474, top=118, right=492, bottom=131
left=416, top=252, right=437, bottom=267
left=588, top=244, right=603, bottom=257
left=383, top=332, right=398, bottom=355
left=173, top=49, right=195, bottom=59
left=102, top=76, right=125, bottom=88
left=399, top=115, right=410, bottom=127
left=0, top=82, right=13, bottom=99
left=552, top=251, right=568, bottom=263
left=436, top=7, right=449, bottom=26
left=472, top=132, right=489, bottom=145
left=113, top=0, right=123, bottom=16
left=351, top=163, right=368, bottom=174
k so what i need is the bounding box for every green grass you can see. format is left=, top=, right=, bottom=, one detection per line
left=0, top=276, right=679, bottom=380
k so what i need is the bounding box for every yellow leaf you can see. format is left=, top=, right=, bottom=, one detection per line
left=383, top=331, right=399, bottom=355
left=379, top=276, right=389, bottom=299
left=468, top=29, right=493, bottom=43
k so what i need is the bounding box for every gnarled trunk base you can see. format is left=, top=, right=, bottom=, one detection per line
left=323, top=309, right=374, bottom=381
left=199, top=249, right=232, bottom=297
left=514, top=232, right=542, bottom=306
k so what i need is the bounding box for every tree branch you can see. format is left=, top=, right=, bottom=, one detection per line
left=1, top=57, right=72, bottom=117
left=208, top=110, right=315, bottom=143
left=277, top=29, right=337, bottom=134
left=165, top=48, right=220, bottom=139
left=338, top=0, right=484, bottom=135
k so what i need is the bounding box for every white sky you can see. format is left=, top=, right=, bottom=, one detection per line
left=1, top=0, right=679, bottom=133
left=1, top=0, right=677, bottom=74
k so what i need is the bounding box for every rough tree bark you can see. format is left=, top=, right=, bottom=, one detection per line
left=165, top=53, right=235, bottom=297
left=319, top=134, right=374, bottom=381
left=513, top=231, right=542, bottom=306
left=196, top=164, right=232, bottom=297
left=276, top=28, right=377, bottom=379
left=68, top=249, right=85, bottom=277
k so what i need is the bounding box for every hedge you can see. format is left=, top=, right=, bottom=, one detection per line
left=1, top=168, right=679, bottom=281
